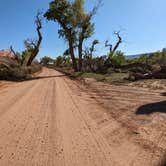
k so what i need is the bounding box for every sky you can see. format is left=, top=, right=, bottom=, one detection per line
left=0, top=0, right=166, bottom=59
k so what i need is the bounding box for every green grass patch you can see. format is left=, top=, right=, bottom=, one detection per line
left=73, top=72, right=105, bottom=81
left=105, top=73, right=129, bottom=84
left=73, top=72, right=129, bottom=84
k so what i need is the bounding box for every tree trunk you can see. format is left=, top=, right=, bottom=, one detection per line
left=27, top=13, right=42, bottom=66
left=27, top=48, right=40, bottom=66
left=68, top=35, right=78, bottom=72
left=78, top=40, right=83, bottom=71
left=27, top=32, right=42, bottom=66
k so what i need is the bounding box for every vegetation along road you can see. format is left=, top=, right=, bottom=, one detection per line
left=0, top=68, right=165, bottom=166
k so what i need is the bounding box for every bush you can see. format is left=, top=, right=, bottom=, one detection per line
left=0, top=63, right=42, bottom=80
left=40, top=56, right=54, bottom=66
left=26, top=65, right=42, bottom=74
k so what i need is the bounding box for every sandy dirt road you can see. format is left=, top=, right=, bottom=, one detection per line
left=0, top=68, right=165, bottom=166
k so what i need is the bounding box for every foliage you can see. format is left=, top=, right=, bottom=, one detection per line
left=127, top=54, right=148, bottom=64
left=73, top=71, right=129, bottom=84
left=0, top=63, right=41, bottom=80
left=40, top=56, right=54, bottom=66
left=14, top=43, right=34, bottom=66
left=127, top=48, right=166, bottom=66
left=0, top=63, right=12, bottom=79
left=54, top=55, right=72, bottom=68
left=110, top=51, right=126, bottom=66
left=44, top=0, right=78, bottom=71
left=148, top=49, right=166, bottom=65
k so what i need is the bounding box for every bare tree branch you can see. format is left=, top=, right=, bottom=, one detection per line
left=10, top=46, right=16, bottom=57
left=112, top=31, right=122, bottom=52
left=105, top=31, right=123, bottom=55
left=24, top=39, right=37, bottom=49
left=105, top=40, right=113, bottom=53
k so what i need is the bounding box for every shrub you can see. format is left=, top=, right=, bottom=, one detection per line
left=0, top=63, right=42, bottom=80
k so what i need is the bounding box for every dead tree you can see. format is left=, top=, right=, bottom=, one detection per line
left=10, top=46, right=16, bottom=57
left=105, top=31, right=122, bottom=55
left=105, top=41, right=112, bottom=54
left=27, top=12, right=42, bottom=66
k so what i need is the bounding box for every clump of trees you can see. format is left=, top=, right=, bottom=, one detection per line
left=40, top=56, right=54, bottom=66
left=40, top=55, right=72, bottom=68
left=43, top=0, right=127, bottom=73
left=55, top=55, right=72, bottom=68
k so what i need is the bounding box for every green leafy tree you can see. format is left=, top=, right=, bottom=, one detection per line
left=44, top=0, right=78, bottom=71
left=73, top=0, right=100, bottom=71
left=137, top=54, right=148, bottom=63
left=10, top=45, right=32, bottom=66
left=40, top=56, right=54, bottom=66
left=111, top=51, right=126, bottom=66
left=54, top=55, right=72, bottom=67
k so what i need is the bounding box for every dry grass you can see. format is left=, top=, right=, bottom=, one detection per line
left=0, top=64, right=42, bottom=81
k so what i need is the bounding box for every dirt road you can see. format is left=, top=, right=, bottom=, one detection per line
left=0, top=68, right=165, bottom=166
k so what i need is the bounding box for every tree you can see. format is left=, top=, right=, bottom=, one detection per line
left=44, top=0, right=78, bottom=71
left=137, top=54, right=148, bottom=64
left=105, top=31, right=123, bottom=59
left=73, top=0, right=101, bottom=71
left=54, top=55, right=72, bottom=67
left=84, top=39, right=99, bottom=71
left=26, top=12, right=43, bottom=66
left=40, top=56, right=54, bottom=66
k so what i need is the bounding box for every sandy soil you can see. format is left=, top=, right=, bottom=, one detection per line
left=0, top=68, right=165, bottom=166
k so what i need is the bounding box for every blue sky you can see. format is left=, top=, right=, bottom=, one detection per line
left=0, top=0, right=166, bottom=59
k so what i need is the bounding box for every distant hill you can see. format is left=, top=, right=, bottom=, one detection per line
left=0, top=49, right=39, bottom=66
left=0, top=49, right=15, bottom=58
left=126, top=52, right=154, bottom=59
left=0, top=49, right=18, bottom=67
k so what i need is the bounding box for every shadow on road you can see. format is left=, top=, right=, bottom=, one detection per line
left=0, top=74, right=67, bottom=82
left=25, top=75, right=66, bottom=81
left=136, top=100, right=166, bottom=115
left=161, top=92, right=166, bottom=96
